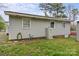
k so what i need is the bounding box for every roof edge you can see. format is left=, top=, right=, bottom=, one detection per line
left=4, top=11, right=71, bottom=22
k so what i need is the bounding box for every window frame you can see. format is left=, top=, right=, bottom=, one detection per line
left=50, top=22, right=54, bottom=28
left=22, top=17, right=31, bottom=30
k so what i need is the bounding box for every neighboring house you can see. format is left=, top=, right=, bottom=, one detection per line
left=5, top=11, right=71, bottom=40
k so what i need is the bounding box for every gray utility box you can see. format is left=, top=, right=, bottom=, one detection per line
left=76, top=21, right=79, bottom=41
left=45, top=28, right=53, bottom=39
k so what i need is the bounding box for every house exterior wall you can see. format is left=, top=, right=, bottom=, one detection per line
left=30, top=19, right=50, bottom=38
left=51, top=22, right=70, bottom=36
left=9, top=16, right=23, bottom=39
left=9, top=16, right=50, bottom=40
left=45, top=21, right=70, bottom=39
left=76, top=21, right=79, bottom=41
left=8, top=15, right=70, bottom=40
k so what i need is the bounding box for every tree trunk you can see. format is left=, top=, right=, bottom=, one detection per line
left=73, top=14, right=76, bottom=21
left=44, top=10, right=48, bottom=16
left=56, top=4, right=59, bottom=17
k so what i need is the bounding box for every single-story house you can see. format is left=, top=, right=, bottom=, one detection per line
left=5, top=11, right=71, bottom=40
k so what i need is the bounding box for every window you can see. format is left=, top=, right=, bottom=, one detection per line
left=51, top=22, right=54, bottom=28
left=22, top=18, right=30, bottom=29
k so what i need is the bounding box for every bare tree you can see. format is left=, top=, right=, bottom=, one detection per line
left=72, top=8, right=79, bottom=21
left=39, top=3, right=66, bottom=17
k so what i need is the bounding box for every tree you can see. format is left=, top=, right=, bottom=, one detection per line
left=0, top=22, right=5, bottom=31
left=39, top=3, right=49, bottom=16
left=66, top=4, right=73, bottom=20
left=72, top=8, right=79, bottom=21
left=39, top=3, right=66, bottom=17
left=0, top=16, right=5, bottom=31
left=0, top=4, right=8, bottom=31
left=48, top=3, right=66, bottom=17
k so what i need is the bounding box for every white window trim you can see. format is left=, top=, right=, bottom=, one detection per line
left=22, top=17, right=31, bottom=30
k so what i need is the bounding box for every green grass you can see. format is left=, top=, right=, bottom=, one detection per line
left=0, top=37, right=79, bottom=56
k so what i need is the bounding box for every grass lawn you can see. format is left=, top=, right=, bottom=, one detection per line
left=0, top=37, right=79, bottom=56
